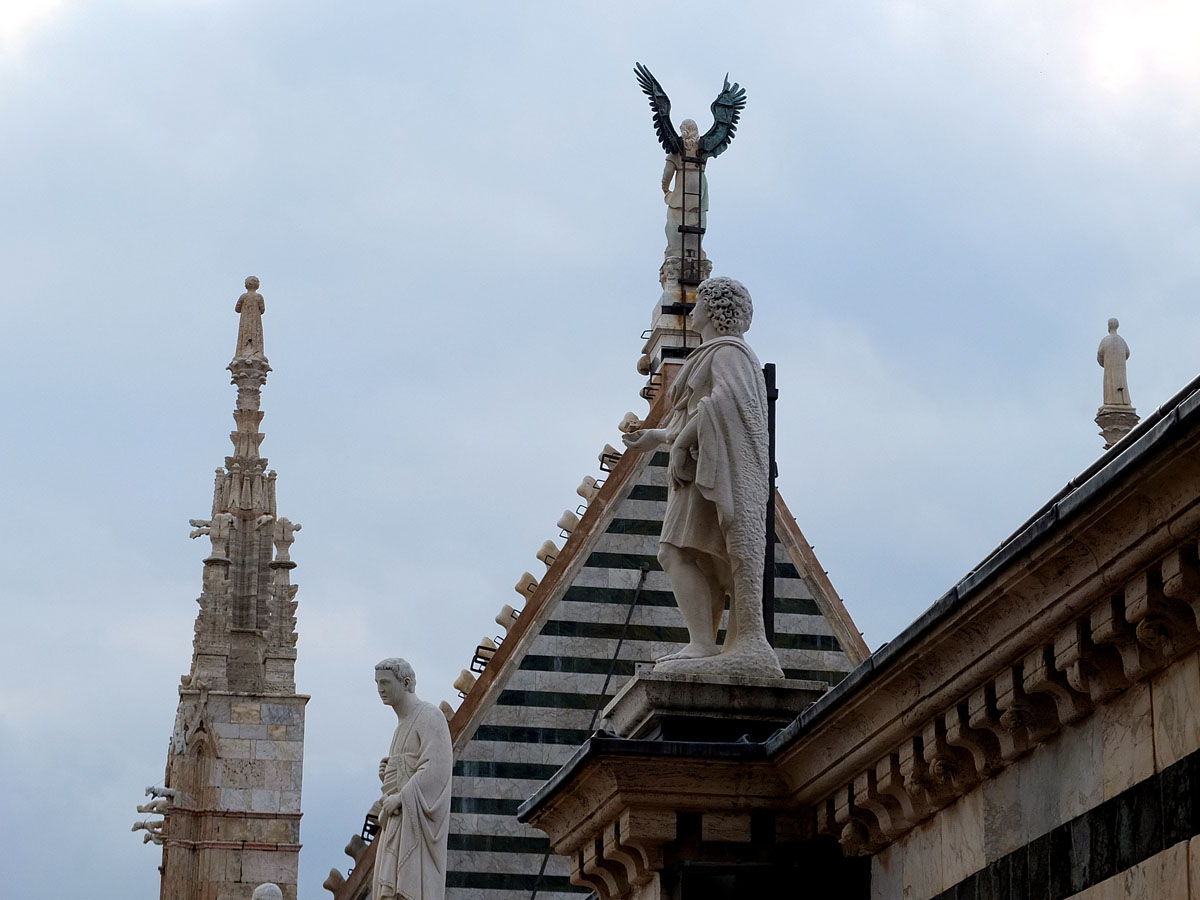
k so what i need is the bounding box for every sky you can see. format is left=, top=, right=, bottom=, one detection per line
left=4, top=1, right=1200, bottom=897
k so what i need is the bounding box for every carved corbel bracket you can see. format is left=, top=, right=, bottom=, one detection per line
left=823, top=783, right=880, bottom=856
left=895, top=736, right=939, bottom=820
left=1022, top=644, right=1092, bottom=726
left=578, top=837, right=630, bottom=899
left=1126, top=567, right=1198, bottom=659
left=1092, top=592, right=1164, bottom=682
left=853, top=765, right=907, bottom=843
left=945, top=696, right=1002, bottom=776
left=571, top=808, right=675, bottom=900
left=1055, top=618, right=1128, bottom=704
left=994, top=664, right=1057, bottom=748
left=877, top=747, right=932, bottom=831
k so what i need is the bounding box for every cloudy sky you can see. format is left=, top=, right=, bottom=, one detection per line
left=4, top=1, right=1200, bottom=896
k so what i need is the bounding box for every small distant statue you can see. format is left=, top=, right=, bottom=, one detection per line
left=251, top=884, right=283, bottom=900
left=635, top=64, right=746, bottom=263
left=235, top=275, right=266, bottom=361
left=1097, top=317, right=1132, bottom=408
left=136, top=797, right=171, bottom=815
left=132, top=818, right=165, bottom=844
left=622, top=277, right=782, bottom=678
left=371, top=658, right=453, bottom=900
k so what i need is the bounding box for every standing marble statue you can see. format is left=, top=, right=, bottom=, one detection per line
left=235, top=276, right=266, bottom=360
left=1097, top=317, right=1132, bottom=408
left=623, top=277, right=783, bottom=678
left=371, top=658, right=453, bottom=900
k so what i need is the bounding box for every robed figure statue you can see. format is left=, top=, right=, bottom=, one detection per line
left=1097, top=317, right=1132, bottom=408
left=623, top=277, right=783, bottom=678
left=371, top=658, right=453, bottom=900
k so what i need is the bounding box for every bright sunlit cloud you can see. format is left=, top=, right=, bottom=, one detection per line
left=1088, top=1, right=1200, bottom=93
left=0, top=0, right=66, bottom=50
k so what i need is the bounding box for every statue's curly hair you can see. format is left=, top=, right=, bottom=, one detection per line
left=697, top=276, right=753, bottom=335
left=375, top=657, right=416, bottom=691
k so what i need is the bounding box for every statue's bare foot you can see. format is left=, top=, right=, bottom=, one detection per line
left=656, top=643, right=719, bottom=663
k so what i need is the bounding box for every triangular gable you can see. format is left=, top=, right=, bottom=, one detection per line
left=330, top=376, right=869, bottom=900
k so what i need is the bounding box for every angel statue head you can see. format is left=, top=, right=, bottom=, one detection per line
left=680, top=118, right=699, bottom=153
left=635, top=64, right=747, bottom=160
left=696, top=277, right=753, bottom=336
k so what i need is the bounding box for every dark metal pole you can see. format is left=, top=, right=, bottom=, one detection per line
left=763, top=363, right=777, bottom=647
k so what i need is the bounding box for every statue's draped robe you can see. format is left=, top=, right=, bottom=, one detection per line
left=373, top=701, right=453, bottom=900
left=661, top=335, right=769, bottom=629
left=234, top=292, right=266, bottom=360
left=1097, top=334, right=1132, bottom=408
left=662, top=154, right=709, bottom=259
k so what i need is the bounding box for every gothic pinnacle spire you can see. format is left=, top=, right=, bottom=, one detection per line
left=185, top=275, right=299, bottom=694
left=156, top=276, right=306, bottom=900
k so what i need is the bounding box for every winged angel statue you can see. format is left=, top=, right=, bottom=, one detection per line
left=635, top=63, right=746, bottom=262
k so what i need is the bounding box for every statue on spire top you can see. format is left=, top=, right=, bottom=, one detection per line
left=234, top=275, right=266, bottom=362
left=635, top=64, right=746, bottom=288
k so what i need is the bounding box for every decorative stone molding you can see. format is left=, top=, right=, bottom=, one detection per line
left=813, top=534, right=1200, bottom=858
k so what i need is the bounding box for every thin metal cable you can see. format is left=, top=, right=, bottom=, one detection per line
left=529, top=564, right=650, bottom=900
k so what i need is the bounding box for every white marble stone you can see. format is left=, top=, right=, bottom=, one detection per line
left=1100, top=680, right=1154, bottom=799
left=982, top=766, right=1023, bottom=863
left=902, top=819, right=943, bottom=900
left=940, top=789, right=984, bottom=888
left=870, top=843, right=903, bottom=900
left=1110, top=840, right=1188, bottom=898
left=1152, top=650, right=1200, bottom=771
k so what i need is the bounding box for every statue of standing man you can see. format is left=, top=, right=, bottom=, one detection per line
left=622, top=277, right=783, bottom=679
left=372, top=658, right=453, bottom=900
left=1097, top=317, right=1132, bottom=408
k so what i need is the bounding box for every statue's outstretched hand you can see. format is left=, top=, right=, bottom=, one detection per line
left=381, top=794, right=403, bottom=817
left=622, top=428, right=667, bottom=453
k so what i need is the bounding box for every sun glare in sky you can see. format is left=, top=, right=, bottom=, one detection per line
left=0, top=0, right=64, bottom=49
left=1088, top=2, right=1200, bottom=93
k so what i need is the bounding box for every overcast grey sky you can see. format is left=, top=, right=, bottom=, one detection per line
left=4, top=1, right=1200, bottom=897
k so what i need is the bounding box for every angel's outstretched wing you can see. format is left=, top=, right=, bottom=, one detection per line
left=699, top=75, right=747, bottom=159
left=635, top=63, right=682, bottom=156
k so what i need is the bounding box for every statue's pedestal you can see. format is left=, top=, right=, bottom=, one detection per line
left=520, top=671, right=865, bottom=899
left=601, top=668, right=826, bottom=742
left=1096, top=405, right=1140, bottom=449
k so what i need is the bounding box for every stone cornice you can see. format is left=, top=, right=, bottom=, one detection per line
left=769, top=380, right=1200, bottom=854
